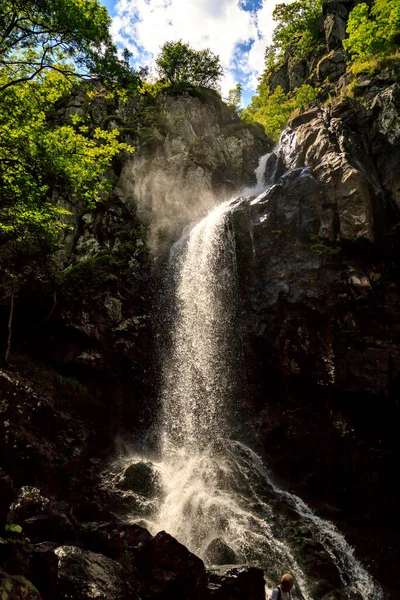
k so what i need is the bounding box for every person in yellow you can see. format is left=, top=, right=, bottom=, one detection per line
left=270, top=573, right=294, bottom=600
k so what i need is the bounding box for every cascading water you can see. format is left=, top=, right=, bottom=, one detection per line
left=104, top=153, right=383, bottom=600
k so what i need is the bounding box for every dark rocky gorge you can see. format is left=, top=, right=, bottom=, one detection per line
left=0, top=77, right=400, bottom=599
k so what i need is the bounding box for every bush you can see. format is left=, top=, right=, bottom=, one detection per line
left=344, top=0, right=400, bottom=61
left=156, top=40, right=223, bottom=90
left=243, top=84, right=318, bottom=141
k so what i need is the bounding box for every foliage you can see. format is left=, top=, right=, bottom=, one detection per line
left=0, top=71, right=133, bottom=270
left=243, top=84, right=318, bottom=141
left=0, top=0, right=141, bottom=92
left=227, top=83, right=242, bottom=113
left=267, top=0, right=324, bottom=65
left=343, top=0, right=400, bottom=61
left=5, top=523, right=22, bottom=534
left=156, top=40, right=223, bottom=89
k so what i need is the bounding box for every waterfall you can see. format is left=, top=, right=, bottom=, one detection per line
left=104, top=153, right=383, bottom=600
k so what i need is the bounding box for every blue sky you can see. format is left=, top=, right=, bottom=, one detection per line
left=99, top=0, right=285, bottom=105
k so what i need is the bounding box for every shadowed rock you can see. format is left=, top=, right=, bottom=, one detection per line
left=204, top=539, right=237, bottom=566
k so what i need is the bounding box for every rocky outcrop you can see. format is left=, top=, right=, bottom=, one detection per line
left=55, top=546, right=137, bottom=600
left=116, top=88, right=269, bottom=253
left=0, top=85, right=270, bottom=600
left=233, top=84, right=400, bottom=595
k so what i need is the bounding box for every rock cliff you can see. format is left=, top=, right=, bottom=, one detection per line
left=233, top=78, right=400, bottom=596
left=0, top=88, right=269, bottom=600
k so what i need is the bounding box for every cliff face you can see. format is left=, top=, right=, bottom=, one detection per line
left=0, top=87, right=268, bottom=482
left=1, top=35, right=400, bottom=596
left=115, top=88, right=269, bottom=253
left=233, top=79, right=400, bottom=594
left=0, top=90, right=270, bottom=599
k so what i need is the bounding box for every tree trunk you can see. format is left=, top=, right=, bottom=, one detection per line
left=47, top=288, right=57, bottom=320
left=5, top=283, right=14, bottom=364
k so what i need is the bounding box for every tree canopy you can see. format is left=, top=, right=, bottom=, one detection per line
left=155, top=40, right=223, bottom=89
left=227, top=83, right=242, bottom=113
left=0, top=0, right=137, bottom=360
left=343, top=0, right=400, bottom=60
left=0, top=0, right=140, bottom=92
left=266, top=0, right=324, bottom=65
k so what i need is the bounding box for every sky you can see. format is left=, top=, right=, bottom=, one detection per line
left=99, top=0, right=286, bottom=105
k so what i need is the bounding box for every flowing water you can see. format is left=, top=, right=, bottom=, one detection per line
left=104, top=154, right=383, bottom=600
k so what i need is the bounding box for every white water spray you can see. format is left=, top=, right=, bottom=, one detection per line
left=105, top=153, right=383, bottom=600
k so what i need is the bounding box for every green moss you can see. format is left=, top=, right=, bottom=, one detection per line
left=304, top=239, right=341, bottom=257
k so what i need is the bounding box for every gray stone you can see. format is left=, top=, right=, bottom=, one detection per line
left=55, top=546, right=136, bottom=600
left=204, top=538, right=237, bottom=565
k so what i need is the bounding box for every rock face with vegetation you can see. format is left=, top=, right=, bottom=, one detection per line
left=0, top=75, right=269, bottom=599
left=115, top=87, right=269, bottom=252
left=1, top=0, right=400, bottom=597
left=233, top=76, right=400, bottom=596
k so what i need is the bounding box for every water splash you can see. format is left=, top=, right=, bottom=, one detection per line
left=104, top=152, right=383, bottom=600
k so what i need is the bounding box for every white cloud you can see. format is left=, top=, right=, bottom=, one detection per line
left=111, top=0, right=291, bottom=100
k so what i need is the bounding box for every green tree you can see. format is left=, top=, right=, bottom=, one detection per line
left=243, top=84, right=318, bottom=141
left=0, top=0, right=137, bottom=361
left=268, top=0, right=324, bottom=64
left=0, top=0, right=140, bottom=92
left=227, top=83, right=242, bottom=113
left=343, top=0, right=400, bottom=60
left=156, top=40, right=223, bottom=89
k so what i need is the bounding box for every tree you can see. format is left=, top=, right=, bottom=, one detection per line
left=343, top=0, right=400, bottom=60
left=268, top=0, right=324, bottom=64
left=243, top=84, right=317, bottom=141
left=156, top=40, right=223, bottom=89
left=0, top=0, right=137, bottom=361
left=0, top=0, right=140, bottom=92
left=227, top=83, right=242, bottom=113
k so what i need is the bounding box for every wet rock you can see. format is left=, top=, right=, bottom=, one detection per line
left=117, top=462, right=161, bottom=497
left=27, top=543, right=59, bottom=600
left=208, top=566, right=265, bottom=599
left=204, top=539, right=237, bottom=566
left=135, top=531, right=207, bottom=599
left=233, top=80, right=400, bottom=592
left=55, top=545, right=136, bottom=600
left=0, top=569, right=42, bottom=599
left=21, top=511, right=75, bottom=544
left=8, top=488, right=50, bottom=523
left=77, top=521, right=152, bottom=561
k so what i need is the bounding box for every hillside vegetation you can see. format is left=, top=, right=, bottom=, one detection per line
left=243, top=0, right=400, bottom=140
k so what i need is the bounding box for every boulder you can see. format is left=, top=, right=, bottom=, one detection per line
left=204, top=539, right=237, bottom=566
left=135, top=531, right=207, bottom=599
left=27, top=543, right=59, bottom=600
left=0, top=568, right=42, bottom=599
left=77, top=521, right=152, bottom=561
left=21, top=511, right=75, bottom=544
left=117, top=462, right=161, bottom=497
left=8, top=488, right=50, bottom=523
left=55, top=545, right=136, bottom=600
